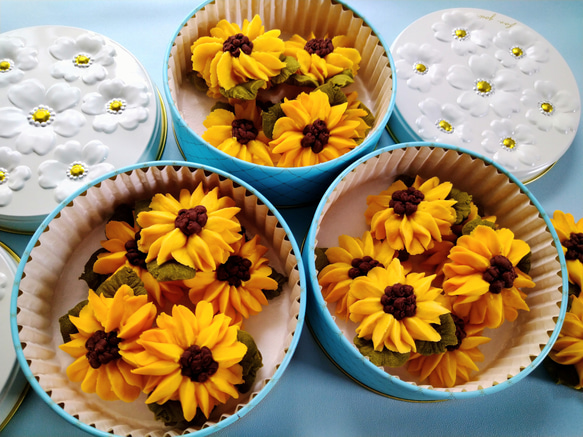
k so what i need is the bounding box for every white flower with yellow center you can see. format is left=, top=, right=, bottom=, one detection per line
left=0, top=79, right=85, bottom=155
left=81, top=78, right=150, bottom=133
left=447, top=54, right=521, bottom=118
left=432, top=10, right=492, bottom=56
left=521, top=80, right=580, bottom=134
left=416, top=97, right=473, bottom=144
left=49, top=32, right=116, bottom=85
left=38, top=139, right=115, bottom=202
left=481, top=119, right=540, bottom=170
left=0, top=36, right=38, bottom=88
left=493, top=26, right=549, bottom=75
left=394, top=42, right=446, bottom=93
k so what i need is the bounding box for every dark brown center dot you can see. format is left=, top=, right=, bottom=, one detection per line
left=223, top=33, right=253, bottom=57
left=301, top=119, right=329, bottom=153
left=446, top=314, right=467, bottom=351
left=175, top=206, right=208, bottom=236
left=85, top=330, right=122, bottom=369
left=232, top=118, right=258, bottom=144
left=380, top=283, right=417, bottom=320
left=564, top=232, right=583, bottom=263
left=348, top=256, right=384, bottom=279
left=304, top=37, right=334, bottom=57
left=180, top=345, right=219, bottom=383
left=396, top=250, right=410, bottom=263
left=389, top=187, right=424, bottom=216
left=482, top=255, right=517, bottom=294
left=216, top=255, right=252, bottom=287
left=124, top=237, right=147, bottom=268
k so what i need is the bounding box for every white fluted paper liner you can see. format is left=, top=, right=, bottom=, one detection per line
left=15, top=164, right=304, bottom=436
left=164, top=0, right=395, bottom=206
left=310, top=144, right=564, bottom=395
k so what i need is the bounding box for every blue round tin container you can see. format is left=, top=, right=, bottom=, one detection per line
left=11, top=161, right=306, bottom=436
left=303, top=142, right=568, bottom=400
left=163, top=0, right=396, bottom=207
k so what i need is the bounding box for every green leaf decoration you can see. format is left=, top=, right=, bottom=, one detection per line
left=448, top=188, right=473, bottom=225
left=415, top=313, right=458, bottom=356
left=236, top=329, right=263, bottom=393
left=210, top=101, right=235, bottom=113
left=262, top=102, right=285, bottom=140
left=287, top=73, right=320, bottom=88
left=148, top=400, right=208, bottom=428
left=324, top=69, right=354, bottom=88
left=271, top=55, right=301, bottom=85
left=542, top=356, right=582, bottom=391
left=314, top=247, right=330, bottom=273
left=189, top=71, right=209, bottom=93
left=58, top=299, right=88, bottom=343
left=461, top=218, right=497, bottom=236
left=516, top=251, right=532, bottom=275
left=315, top=81, right=348, bottom=107
left=147, top=259, right=196, bottom=282
left=220, top=79, right=266, bottom=100
left=78, top=248, right=110, bottom=291
left=358, top=101, right=376, bottom=136
left=353, top=336, right=410, bottom=367
left=262, top=269, right=287, bottom=300
left=96, top=266, right=148, bottom=298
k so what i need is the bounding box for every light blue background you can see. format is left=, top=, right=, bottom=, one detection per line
left=1, top=1, right=582, bottom=436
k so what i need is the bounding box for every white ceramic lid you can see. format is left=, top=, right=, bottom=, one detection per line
left=388, top=8, right=581, bottom=183
left=0, top=26, right=166, bottom=233
left=0, top=242, right=27, bottom=430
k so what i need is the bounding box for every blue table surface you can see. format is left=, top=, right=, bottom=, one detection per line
left=1, top=1, right=582, bottom=436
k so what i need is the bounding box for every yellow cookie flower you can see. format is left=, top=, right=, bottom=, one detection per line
left=59, top=285, right=157, bottom=402
left=549, top=291, right=583, bottom=389
left=269, top=89, right=368, bottom=167
left=136, top=184, right=242, bottom=272
left=365, top=176, right=457, bottom=255
left=202, top=100, right=277, bottom=166
left=407, top=317, right=491, bottom=388
left=93, top=220, right=185, bottom=307
left=128, top=302, right=247, bottom=420
left=348, top=258, right=450, bottom=354
left=191, top=15, right=286, bottom=98
left=318, top=231, right=400, bottom=319
left=442, top=225, right=535, bottom=329
left=184, top=234, right=278, bottom=326
left=551, top=210, right=583, bottom=289
left=284, top=32, right=361, bottom=84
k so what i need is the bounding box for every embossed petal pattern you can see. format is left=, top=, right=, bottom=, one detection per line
left=81, top=78, right=150, bottom=133
left=481, top=119, right=540, bottom=169
left=395, top=43, right=446, bottom=93
left=37, top=139, right=115, bottom=202
left=0, top=36, right=38, bottom=87
left=49, top=32, right=116, bottom=85
left=0, top=146, right=32, bottom=206
left=0, top=78, right=85, bottom=155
